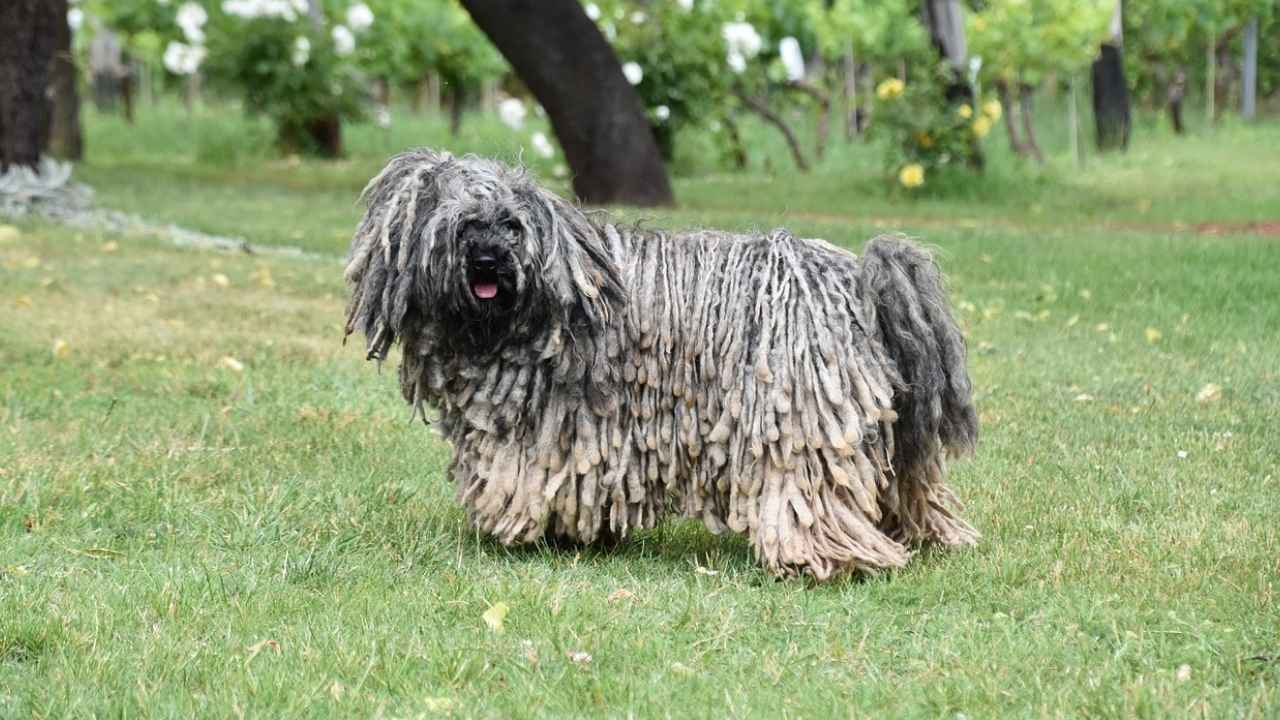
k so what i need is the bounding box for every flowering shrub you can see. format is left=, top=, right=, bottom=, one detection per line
left=871, top=67, right=1000, bottom=191
left=200, top=0, right=374, bottom=156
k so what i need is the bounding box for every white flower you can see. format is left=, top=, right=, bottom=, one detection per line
left=584, top=3, right=600, bottom=20
left=331, top=24, right=355, bottom=55
left=722, top=21, right=762, bottom=74
left=630, top=11, right=646, bottom=24
left=346, top=2, right=374, bottom=32
left=176, top=2, right=207, bottom=43
left=375, top=106, right=391, bottom=128
left=622, top=61, right=643, bottom=86
left=530, top=132, right=555, bottom=159
left=676, top=0, right=693, bottom=9
left=654, top=105, right=670, bottom=121
left=778, top=37, right=805, bottom=82
left=162, top=41, right=205, bottom=76
left=498, top=98, right=527, bottom=129
left=291, top=35, right=310, bottom=66
left=67, top=7, right=83, bottom=30
left=222, top=0, right=298, bottom=21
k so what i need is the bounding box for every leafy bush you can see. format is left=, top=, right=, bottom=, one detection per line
left=872, top=67, right=1000, bottom=191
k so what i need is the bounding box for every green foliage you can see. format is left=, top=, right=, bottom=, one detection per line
left=202, top=9, right=367, bottom=144
left=967, top=0, right=1114, bottom=83
left=806, top=0, right=929, bottom=64
left=354, top=0, right=505, bottom=91
left=871, top=70, right=998, bottom=190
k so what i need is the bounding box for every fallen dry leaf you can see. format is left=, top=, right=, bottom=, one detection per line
left=607, top=588, right=634, bottom=604
left=329, top=680, right=344, bottom=701
left=101, top=241, right=119, bottom=253
left=1073, top=394, right=1093, bottom=403
left=0, top=224, right=20, bottom=243
left=1094, top=323, right=1109, bottom=333
left=521, top=640, right=539, bottom=666
left=422, top=698, right=455, bottom=712
left=1196, top=383, right=1222, bottom=404
left=14, top=295, right=32, bottom=308
left=246, top=639, right=281, bottom=661
left=694, top=566, right=718, bottom=576
left=211, top=273, right=231, bottom=288
left=566, top=650, right=592, bottom=665
left=482, top=602, right=509, bottom=633
left=220, top=356, right=245, bottom=372
left=1144, top=327, right=1162, bottom=344
left=52, top=338, right=70, bottom=359
left=1176, top=664, right=1192, bottom=682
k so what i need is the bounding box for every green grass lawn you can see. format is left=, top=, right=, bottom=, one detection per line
left=2, top=105, right=1278, bottom=718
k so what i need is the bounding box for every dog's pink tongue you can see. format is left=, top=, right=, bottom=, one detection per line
left=473, top=282, right=499, bottom=299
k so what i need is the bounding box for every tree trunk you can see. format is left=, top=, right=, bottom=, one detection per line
left=786, top=80, right=830, bottom=161
left=447, top=85, right=464, bottom=137
left=0, top=0, right=59, bottom=170
left=734, top=91, right=810, bottom=172
left=1241, top=17, right=1258, bottom=120
left=921, top=0, right=981, bottom=167
left=995, top=80, right=1028, bottom=157
left=842, top=49, right=859, bottom=141
left=1018, top=82, right=1044, bottom=164
left=722, top=115, right=748, bottom=170
left=460, top=0, right=673, bottom=207
left=1091, top=1, right=1130, bottom=151
left=1167, top=67, right=1186, bottom=134
left=1205, top=35, right=1216, bottom=126
left=48, top=0, right=83, bottom=161
left=279, top=115, right=342, bottom=157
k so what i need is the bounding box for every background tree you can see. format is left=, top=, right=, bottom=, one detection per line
left=0, top=0, right=59, bottom=171
left=49, top=0, right=85, bottom=161
left=968, top=0, right=1113, bottom=162
left=1091, top=0, right=1130, bottom=151
left=460, top=0, right=673, bottom=207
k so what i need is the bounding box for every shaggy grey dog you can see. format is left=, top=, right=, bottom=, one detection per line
left=344, top=149, right=979, bottom=580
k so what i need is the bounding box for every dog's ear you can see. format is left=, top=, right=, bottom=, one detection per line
left=521, top=188, right=625, bottom=336
left=343, top=149, right=453, bottom=361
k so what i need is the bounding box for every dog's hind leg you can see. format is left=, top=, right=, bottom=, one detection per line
left=743, top=448, right=911, bottom=580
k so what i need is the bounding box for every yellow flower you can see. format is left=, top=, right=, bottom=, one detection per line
left=898, top=163, right=925, bottom=188
left=972, top=16, right=987, bottom=32
left=972, top=116, right=993, bottom=139
left=914, top=131, right=934, bottom=148
left=957, top=104, right=973, bottom=119
left=983, top=99, right=1002, bottom=120
left=876, top=78, right=904, bottom=101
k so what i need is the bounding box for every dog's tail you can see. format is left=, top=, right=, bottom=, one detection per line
left=858, top=235, right=977, bottom=471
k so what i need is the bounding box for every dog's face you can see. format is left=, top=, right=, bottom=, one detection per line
left=345, top=149, right=625, bottom=363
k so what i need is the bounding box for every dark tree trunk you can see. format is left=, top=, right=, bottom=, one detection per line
left=1017, top=83, right=1044, bottom=164
left=0, top=0, right=59, bottom=171
left=995, top=79, right=1028, bottom=157
left=734, top=91, right=810, bottom=172
left=921, top=0, right=982, bottom=168
left=447, top=85, right=464, bottom=137
left=1167, top=67, right=1186, bottom=134
left=47, top=0, right=83, bottom=161
left=279, top=114, right=342, bottom=157
left=460, top=0, right=673, bottom=207
left=1091, top=43, right=1130, bottom=151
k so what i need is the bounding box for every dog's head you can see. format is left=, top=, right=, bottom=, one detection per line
left=344, top=149, right=624, bottom=361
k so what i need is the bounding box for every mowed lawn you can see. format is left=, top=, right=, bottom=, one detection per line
left=1, top=109, right=1278, bottom=718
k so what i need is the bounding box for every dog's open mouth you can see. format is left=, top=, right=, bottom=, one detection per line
left=470, top=270, right=500, bottom=300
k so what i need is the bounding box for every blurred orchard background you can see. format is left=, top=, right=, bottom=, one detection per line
left=3, top=3, right=1280, bottom=716
left=3, top=0, right=1277, bottom=209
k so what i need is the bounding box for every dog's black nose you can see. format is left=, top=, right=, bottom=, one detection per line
left=473, top=254, right=498, bottom=272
